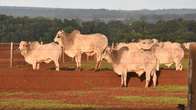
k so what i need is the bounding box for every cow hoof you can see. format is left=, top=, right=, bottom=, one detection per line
left=78, top=68, right=82, bottom=71
left=94, top=69, right=100, bottom=72
left=75, top=68, right=81, bottom=71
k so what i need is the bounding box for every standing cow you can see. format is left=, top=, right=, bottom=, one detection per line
left=102, top=46, right=157, bottom=88
left=18, top=41, right=62, bottom=71
left=54, top=29, right=108, bottom=71
left=139, top=39, right=184, bottom=71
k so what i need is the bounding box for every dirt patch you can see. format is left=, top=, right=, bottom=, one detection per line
left=0, top=44, right=188, bottom=110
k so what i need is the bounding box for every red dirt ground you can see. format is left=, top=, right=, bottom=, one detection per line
left=0, top=44, right=188, bottom=110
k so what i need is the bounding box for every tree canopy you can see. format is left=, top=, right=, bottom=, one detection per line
left=0, top=15, right=196, bottom=44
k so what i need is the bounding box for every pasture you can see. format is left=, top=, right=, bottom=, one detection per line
left=0, top=43, right=188, bottom=110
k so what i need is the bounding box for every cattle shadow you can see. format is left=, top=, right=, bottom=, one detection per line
left=50, top=67, right=76, bottom=71
left=50, top=67, right=112, bottom=72
left=126, top=71, right=161, bottom=87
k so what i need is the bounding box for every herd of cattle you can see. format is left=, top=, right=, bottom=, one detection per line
left=18, top=29, right=191, bottom=88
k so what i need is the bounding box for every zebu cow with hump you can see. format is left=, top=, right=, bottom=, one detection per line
left=139, top=39, right=184, bottom=71
left=103, top=44, right=157, bottom=88
left=18, top=41, right=62, bottom=71
left=54, top=29, right=108, bottom=70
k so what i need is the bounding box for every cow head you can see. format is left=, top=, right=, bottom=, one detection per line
left=19, top=41, right=29, bottom=55
left=137, top=39, right=158, bottom=50
left=102, top=46, right=129, bottom=65
left=102, top=47, right=113, bottom=63
left=54, top=29, right=65, bottom=47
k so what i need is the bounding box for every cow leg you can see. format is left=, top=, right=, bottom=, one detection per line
left=123, top=72, right=127, bottom=87
left=95, top=61, right=101, bottom=71
left=120, top=72, right=127, bottom=87
left=75, top=56, right=79, bottom=70
left=78, top=54, right=82, bottom=71
left=75, top=54, right=81, bottom=71
left=176, top=63, right=183, bottom=71
left=121, top=73, right=124, bottom=87
left=180, top=64, right=183, bottom=71
left=95, top=54, right=102, bottom=71
left=32, top=62, right=36, bottom=70
left=152, top=71, right=157, bottom=87
left=156, top=60, right=160, bottom=71
left=36, top=63, right=40, bottom=70
left=97, top=58, right=103, bottom=71
left=145, top=72, right=151, bottom=88
left=54, top=60, right=59, bottom=71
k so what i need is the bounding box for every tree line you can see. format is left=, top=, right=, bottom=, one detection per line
left=0, top=14, right=196, bottom=44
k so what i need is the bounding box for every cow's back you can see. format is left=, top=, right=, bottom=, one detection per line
left=73, top=33, right=108, bottom=52
left=124, top=49, right=156, bottom=73
left=32, top=43, right=62, bottom=59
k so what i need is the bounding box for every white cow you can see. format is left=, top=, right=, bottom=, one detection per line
left=54, top=29, right=108, bottom=71
left=103, top=46, right=157, bottom=88
left=18, top=41, right=62, bottom=71
left=139, top=39, right=184, bottom=71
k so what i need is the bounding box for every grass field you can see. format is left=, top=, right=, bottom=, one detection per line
left=64, top=57, right=189, bottom=71
left=0, top=53, right=188, bottom=109
left=115, top=96, right=186, bottom=105
left=0, top=99, right=96, bottom=110
left=0, top=85, right=187, bottom=109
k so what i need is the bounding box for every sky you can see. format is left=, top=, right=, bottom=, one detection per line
left=0, top=0, right=196, bottom=10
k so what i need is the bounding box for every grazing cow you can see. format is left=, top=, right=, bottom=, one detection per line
left=102, top=46, right=157, bottom=88
left=139, top=39, right=184, bottom=71
left=54, top=29, right=108, bottom=70
left=18, top=41, right=62, bottom=71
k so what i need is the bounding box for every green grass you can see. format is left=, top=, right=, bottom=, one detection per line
left=160, top=58, right=189, bottom=70
left=115, top=96, right=187, bottom=105
left=81, top=60, right=112, bottom=71
left=63, top=60, right=112, bottom=71
left=0, top=91, right=41, bottom=97
left=0, top=92, right=22, bottom=96
left=0, top=99, right=97, bottom=110
left=155, top=85, right=187, bottom=92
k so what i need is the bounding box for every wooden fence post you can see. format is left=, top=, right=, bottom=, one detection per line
left=188, top=44, right=196, bottom=110
left=10, top=42, right=13, bottom=68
